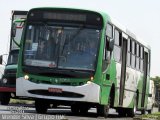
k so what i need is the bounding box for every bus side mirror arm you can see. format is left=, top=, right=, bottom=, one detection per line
left=109, top=39, right=114, bottom=51
left=102, top=37, right=113, bottom=72
left=0, top=55, right=2, bottom=64
left=149, top=94, right=152, bottom=97
left=11, top=23, right=16, bottom=38
left=106, top=36, right=114, bottom=52
left=12, top=37, right=20, bottom=48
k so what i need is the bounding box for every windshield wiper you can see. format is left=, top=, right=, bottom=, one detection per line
left=69, top=24, right=85, bottom=42
left=67, top=69, right=94, bottom=74
left=62, top=24, right=85, bottom=50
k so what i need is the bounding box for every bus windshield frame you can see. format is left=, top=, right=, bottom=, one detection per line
left=22, top=9, right=103, bottom=77
left=7, top=50, right=19, bottom=65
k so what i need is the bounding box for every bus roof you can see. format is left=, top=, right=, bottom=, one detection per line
left=28, top=7, right=151, bottom=50
left=109, top=17, right=151, bottom=50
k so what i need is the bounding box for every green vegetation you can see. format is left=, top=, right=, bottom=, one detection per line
left=142, top=112, right=160, bottom=120
left=151, top=76, right=160, bottom=86
left=133, top=113, right=160, bottom=120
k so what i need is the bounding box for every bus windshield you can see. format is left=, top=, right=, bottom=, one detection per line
left=23, top=23, right=101, bottom=71
left=7, top=50, right=19, bottom=65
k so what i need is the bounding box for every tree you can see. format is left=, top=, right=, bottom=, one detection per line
left=151, top=76, right=160, bottom=86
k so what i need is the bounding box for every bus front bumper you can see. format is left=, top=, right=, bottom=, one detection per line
left=16, top=77, right=100, bottom=103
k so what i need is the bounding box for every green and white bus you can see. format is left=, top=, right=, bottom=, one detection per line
left=16, top=7, right=151, bottom=117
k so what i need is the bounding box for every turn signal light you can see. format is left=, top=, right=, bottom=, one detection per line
left=87, top=76, right=94, bottom=84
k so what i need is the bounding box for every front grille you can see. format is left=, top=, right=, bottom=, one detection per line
left=0, top=76, right=16, bottom=87
left=1, top=69, right=16, bottom=87
left=28, top=89, right=84, bottom=98
left=5, top=69, right=16, bottom=75
left=7, top=76, right=16, bottom=86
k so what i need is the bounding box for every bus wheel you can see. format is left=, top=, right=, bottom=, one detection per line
left=97, top=104, right=110, bottom=117
left=148, top=110, right=151, bottom=114
left=127, top=98, right=137, bottom=117
left=118, top=108, right=127, bottom=117
left=141, top=109, right=146, bottom=115
left=148, top=106, right=153, bottom=114
left=35, top=99, right=48, bottom=114
left=0, top=93, right=10, bottom=105
left=148, top=105, right=153, bottom=114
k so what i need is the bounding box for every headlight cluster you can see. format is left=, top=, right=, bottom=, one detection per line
left=2, top=78, right=8, bottom=84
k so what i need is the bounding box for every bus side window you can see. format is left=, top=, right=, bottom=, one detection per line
left=113, top=29, right=121, bottom=62
left=131, top=40, right=136, bottom=68
left=104, top=23, right=113, bottom=60
left=140, top=46, right=144, bottom=72
left=127, top=38, right=131, bottom=67
left=148, top=51, right=150, bottom=75
left=136, top=43, right=140, bottom=70
left=106, top=23, right=113, bottom=38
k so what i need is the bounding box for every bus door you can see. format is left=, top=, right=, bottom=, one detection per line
left=119, top=33, right=128, bottom=106
left=141, top=51, right=148, bottom=108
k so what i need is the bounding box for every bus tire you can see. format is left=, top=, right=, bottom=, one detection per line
left=118, top=108, right=127, bottom=117
left=97, top=96, right=110, bottom=118
left=148, top=105, right=153, bottom=114
left=35, top=99, right=48, bottom=114
left=141, top=109, right=146, bottom=115
left=97, top=95, right=111, bottom=118
left=97, top=104, right=110, bottom=118
left=0, top=93, right=10, bottom=105
left=148, top=109, right=151, bottom=114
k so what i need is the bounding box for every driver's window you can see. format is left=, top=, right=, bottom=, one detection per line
left=106, top=23, right=113, bottom=38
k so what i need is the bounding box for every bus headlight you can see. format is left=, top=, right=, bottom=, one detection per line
left=24, top=75, right=29, bottom=80
left=2, top=78, right=8, bottom=84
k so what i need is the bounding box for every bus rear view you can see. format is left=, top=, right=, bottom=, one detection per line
left=16, top=8, right=104, bottom=114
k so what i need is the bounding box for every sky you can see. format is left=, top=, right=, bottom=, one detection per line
left=0, top=0, right=160, bottom=77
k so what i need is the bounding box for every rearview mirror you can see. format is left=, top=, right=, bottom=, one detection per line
left=149, top=94, right=152, bottom=97
left=106, top=23, right=114, bottom=52
left=106, top=37, right=114, bottom=51
left=109, top=39, right=114, bottom=51
left=0, top=55, right=2, bottom=65
left=11, top=23, right=16, bottom=37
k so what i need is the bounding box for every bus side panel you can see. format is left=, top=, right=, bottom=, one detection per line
left=123, top=68, right=141, bottom=108
left=99, top=57, right=117, bottom=105
left=137, top=75, right=143, bottom=109
left=136, top=75, right=150, bottom=109
left=144, top=76, right=150, bottom=108
left=115, top=62, right=121, bottom=106
left=110, top=59, right=119, bottom=107
left=100, top=85, right=111, bottom=105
